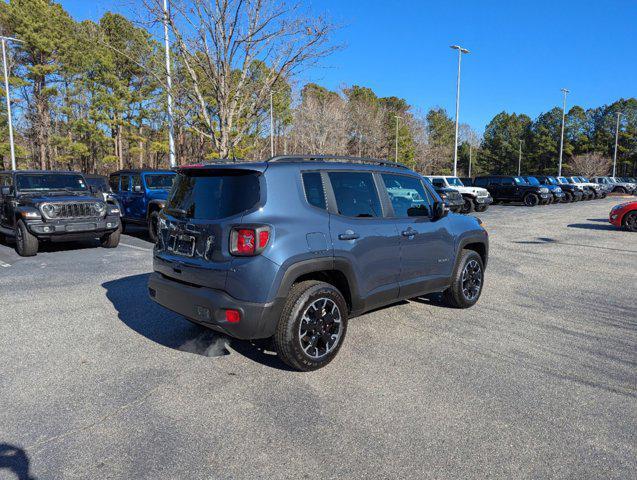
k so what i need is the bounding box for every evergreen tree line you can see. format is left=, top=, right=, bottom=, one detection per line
left=0, top=0, right=634, bottom=177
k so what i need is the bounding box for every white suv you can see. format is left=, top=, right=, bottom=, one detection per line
left=426, top=176, right=493, bottom=213
left=591, top=176, right=636, bottom=194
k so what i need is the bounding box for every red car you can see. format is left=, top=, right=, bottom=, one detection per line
left=609, top=201, right=637, bottom=232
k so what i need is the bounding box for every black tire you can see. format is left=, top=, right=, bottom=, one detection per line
left=474, top=204, right=488, bottom=212
left=274, top=280, right=348, bottom=371
left=524, top=193, right=539, bottom=207
left=623, top=212, right=637, bottom=232
left=120, top=220, right=127, bottom=234
left=442, top=249, right=485, bottom=309
left=563, top=191, right=573, bottom=203
left=461, top=197, right=475, bottom=214
left=101, top=225, right=121, bottom=248
left=148, top=210, right=160, bottom=243
left=613, top=186, right=627, bottom=194
left=15, top=219, right=39, bottom=257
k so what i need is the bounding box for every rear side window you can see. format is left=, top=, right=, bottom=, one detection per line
left=328, top=171, right=381, bottom=218
left=167, top=171, right=260, bottom=220
left=121, top=175, right=130, bottom=191
left=109, top=175, right=119, bottom=191
left=302, top=172, right=326, bottom=210
left=382, top=174, right=431, bottom=217
left=474, top=177, right=488, bottom=187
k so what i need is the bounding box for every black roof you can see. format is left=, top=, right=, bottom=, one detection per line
left=0, top=169, right=84, bottom=175
left=110, top=169, right=176, bottom=175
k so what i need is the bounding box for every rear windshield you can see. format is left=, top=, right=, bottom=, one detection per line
left=166, top=171, right=260, bottom=220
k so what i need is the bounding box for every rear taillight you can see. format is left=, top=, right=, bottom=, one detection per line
left=230, top=226, right=270, bottom=256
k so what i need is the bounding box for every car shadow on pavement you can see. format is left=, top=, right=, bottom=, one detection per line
left=102, top=273, right=294, bottom=371
left=0, top=443, right=36, bottom=480
left=568, top=223, right=617, bottom=231
left=121, top=223, right=153, bottom=243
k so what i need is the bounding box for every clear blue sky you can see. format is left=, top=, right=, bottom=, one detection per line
left=62, top=0, right=637, bottom=133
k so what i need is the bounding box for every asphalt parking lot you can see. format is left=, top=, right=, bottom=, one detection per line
left=1, top=197, right=635, bottom=479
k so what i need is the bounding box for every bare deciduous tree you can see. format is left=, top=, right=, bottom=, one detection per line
left=568, top=152, right=611, bottom=177
left=145, top=0, right=337, bottom=158
left=291, top=88, right=347, bottom=154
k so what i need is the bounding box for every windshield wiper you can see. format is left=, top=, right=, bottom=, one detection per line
left=165, top=207, right=189, bottom=217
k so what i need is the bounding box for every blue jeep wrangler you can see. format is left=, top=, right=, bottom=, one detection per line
left=148, top=156, right=488, bottom=371
left=109, top=169, right=176, bottom=242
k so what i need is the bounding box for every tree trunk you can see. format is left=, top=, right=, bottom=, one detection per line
left=138, top=124, right=144, bottom=168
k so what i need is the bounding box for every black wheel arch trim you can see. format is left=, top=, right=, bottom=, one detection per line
left=274, top=256, right=363, bottom=314
left=147, top=200, right=166, bottom=218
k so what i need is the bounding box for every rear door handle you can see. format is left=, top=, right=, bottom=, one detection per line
left=338, top=232, right=360, bottom=241
left=401, top=228, right=417, bottom=237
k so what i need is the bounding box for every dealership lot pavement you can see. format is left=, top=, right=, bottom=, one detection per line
left=1, top=197, right=635, bottom=479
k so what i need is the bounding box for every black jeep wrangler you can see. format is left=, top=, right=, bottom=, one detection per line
left=0, top=170, right=121, bottom=256
left=473, top=175, right=551, bottom=206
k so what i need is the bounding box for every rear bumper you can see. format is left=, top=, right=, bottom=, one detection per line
left=25, top=216, right=120, bottom=239
left=148, top=272, right=282, bottom=340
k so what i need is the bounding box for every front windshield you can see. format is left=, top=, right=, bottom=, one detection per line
left=446, top=177, right=465, bottom=187
left=525, top=177, right=540, bottom=186
left=145, top=173, right=176, bottom=189
left=580, top=176, right=590, bottom=182
left=16, top=173, right=88, bottom=192
left=513, top=177, right=528, bottom=185
left=557, top=177, right=569, bottom=184
left=609, top=177, right=618, bottom=183
left=546, top=176, right=558, bottom=185
left=85, top=177, right=109, bottom=192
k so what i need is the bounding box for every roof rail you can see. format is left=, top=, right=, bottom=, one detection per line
left=266, top=154, right=409, bottom=169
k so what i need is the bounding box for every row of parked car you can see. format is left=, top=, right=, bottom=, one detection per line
left=425, top=174, right=636, bottom=213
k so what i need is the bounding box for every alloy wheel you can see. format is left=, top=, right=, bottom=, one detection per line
left=461, top=259, right=482, bottom=301
left=298, top=298, right=343, bottom=360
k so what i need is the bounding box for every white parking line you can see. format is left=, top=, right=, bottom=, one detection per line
left=120, top=243, right=152, bottom=252
left=0, top=260, right=10, bottom=268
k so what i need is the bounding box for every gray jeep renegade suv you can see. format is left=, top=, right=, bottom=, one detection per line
left=148, top=156, right=489, bottom=371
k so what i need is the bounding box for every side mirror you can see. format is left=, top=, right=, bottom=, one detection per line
left=133, top=185, right=142, bottom=193
left=1, top=186, right=12, bottom=196
left=432, top=200, right=449, bottom=221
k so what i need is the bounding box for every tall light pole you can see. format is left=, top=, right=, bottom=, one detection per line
left=269, top=90, right=274, bottom=157
left=450, top=45, right=469, bottom=177
left=612, top=112, right=622, bottom=177
left=394, top=115, right=401, bottom=162
left=1, top=35, right=23, bottom=171
left=518, top=139, right=523, bottom=176
left=557, top=88, right=569, bottom=177
left=162, top=0, right=176, bottom=168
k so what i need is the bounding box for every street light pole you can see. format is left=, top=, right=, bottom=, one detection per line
left=612, top=112, right=622, bottom=177
left=270, top=90, right=274, bottom=157
left=162, top=0, right=176, bottom=168
left=1, top=35, right=23, bottom=171
left=518, top=139, right=522, bottom=176
left=557, top=88, right=569, bottom=177
left=450, top=45, right=469, bottom=177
